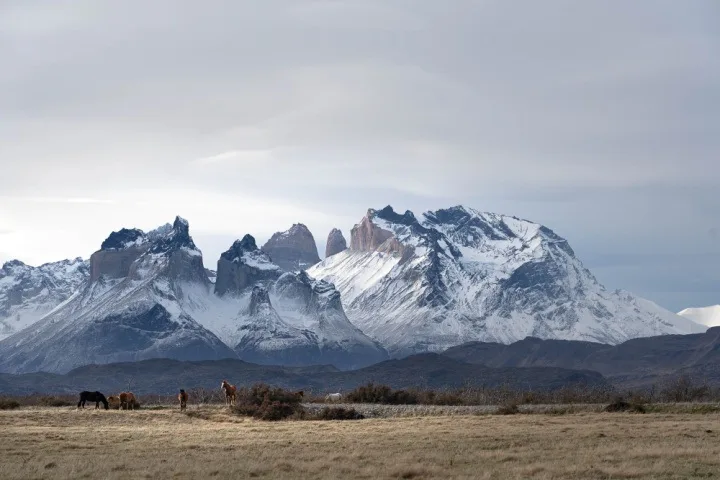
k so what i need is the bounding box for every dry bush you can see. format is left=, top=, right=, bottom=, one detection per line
left=495, top=403, right=520, bottom=415
left=604, top=398, right=645, bottom=413
left=232, top=383, right=304, bottom=421
left=38, top=396, right=74, bottom=407
left=314, top=407, right=365, bottom=420
left=659, top=375, right=711, bottom=403
left=0, top=399, right=21, bottom=410
left=345, top=383, right=419, bottom=404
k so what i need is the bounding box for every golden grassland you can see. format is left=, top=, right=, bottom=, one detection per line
left=0, top=406, right=719, bottom=479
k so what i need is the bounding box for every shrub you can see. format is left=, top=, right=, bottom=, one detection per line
left=231, top=383, right=304, bottom=421
left=345, top=383, right=418, bottom=405
left=39, top=396, right=73, bottom=407
left=496, top=403, right=520, bottom=415
left=0, top=399, right=21, bottom=410
left=315, top=407, right=365, bottom=420
left=604, top=399, right=645, bottom=413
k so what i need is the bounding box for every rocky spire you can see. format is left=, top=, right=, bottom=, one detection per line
left=261, top=223, right=320, bottom=272
left=215, top=234, right=282, bottom=296
left=325, top=228, right=347, bottom=258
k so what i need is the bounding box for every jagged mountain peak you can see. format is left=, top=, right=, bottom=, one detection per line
left=371, top=205, right=419, bottom=226
left=100, top=228, right=145, bottom=251
left=1, top=259, right=27, bottom=271
left=215, top=235, right=281, bottom=296
left=149, top=216, right=198, bottom=255
left=325, top=228, right=348, bottom=258
left=261, top=223, right=320, bottom=272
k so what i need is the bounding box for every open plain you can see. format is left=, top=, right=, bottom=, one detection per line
left=0, top=406, right=719, bottom=479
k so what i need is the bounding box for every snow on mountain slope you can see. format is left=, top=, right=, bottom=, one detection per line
left=0, top=217, right=236, bottom=374
left=308, top=205, right=706, bottom=355
left=0, top=258, right=89, bottom=340
left=185, top=235, right=388, bottom=369
left=679, top=305, right=720, bottom=327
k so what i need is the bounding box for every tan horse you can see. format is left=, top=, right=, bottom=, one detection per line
left=221, top=380, right=237, bottom=406
left=107, top=395, right=121, bottom=409
left=178, top=389, right=189, bottom=411
left=118, top=392, right=137, bottom=410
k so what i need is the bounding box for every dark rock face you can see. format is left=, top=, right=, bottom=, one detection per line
left=149, top=216, right=196, bottom=255
left=325, top=228, right=348, bottom=258
left=261, top=224, right=320, bottom=272
left=215, top=235, right=282, bottom=296
left=247, top=285, right=273, bottom=315
left=90, top=247, right=145, bottom=281
left=100, top=228, right=144, bottom=250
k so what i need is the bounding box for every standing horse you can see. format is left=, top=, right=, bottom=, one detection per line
left=221, top=380, right=237, bottom=406
left=77, top=391, right=109, bottom=410
left=178, top=389, right=189, bottom=411
left=118, top=392, right=137, bottom=410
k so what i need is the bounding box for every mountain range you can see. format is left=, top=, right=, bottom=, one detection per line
left=678, top=305, right=720, bottom=328
left=0, top=205, right=705, bottom=375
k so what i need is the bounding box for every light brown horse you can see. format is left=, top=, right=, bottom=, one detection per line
left=118, top=392, right=137, bottom=410
left=221, top=380, right=236, bottom=406
left=178, top=389, right=189, bottom=411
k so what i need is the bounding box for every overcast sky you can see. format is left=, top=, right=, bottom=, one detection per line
left=1, top=0, right=718, bottom=312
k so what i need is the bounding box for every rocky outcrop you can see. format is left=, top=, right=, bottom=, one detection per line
left=215, top=235, right=282, bottom=296
left=349, top=207, right=422, bottom=261
left=325, top=229, right=348, bottom=258
left=350, top=212, right=394, bottom=252
left=261, top=224, right=320, bottom=272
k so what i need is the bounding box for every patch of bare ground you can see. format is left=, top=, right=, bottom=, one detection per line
left=0, top=406, right=718, bottom=479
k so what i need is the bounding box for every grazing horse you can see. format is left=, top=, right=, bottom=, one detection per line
left=325, top=392, right=342, bottom=403
left=221, top=380, right=237, bottom=406
left=118, top=392, right=137, bottom=410
left=294, top=390, right=304, bottom=400
left=77, top=391, right=109, bottom=410
left=178, top=389, right=189, bottom=411
left=107, top=396, right=121, bottom=409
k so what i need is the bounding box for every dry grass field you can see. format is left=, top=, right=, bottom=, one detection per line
left=0, top=406, right=719, bottom=479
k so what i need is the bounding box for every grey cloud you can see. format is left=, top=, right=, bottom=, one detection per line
left=0, top=0, right=718, bottom=311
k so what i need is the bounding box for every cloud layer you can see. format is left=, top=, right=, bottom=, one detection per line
left=1, top=0, right=718, bottom=311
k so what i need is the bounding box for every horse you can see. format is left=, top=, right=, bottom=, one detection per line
left=77, top=391, right=109, bottom=410
left=178, top=389, right=188, bottom=411
left=325, top=392, right=342, bottom=403
left=107, top=396, right=121, bottom=409
left=294, top=390, right=304, bottom=400
left=221, top=380, right=237, bottom=406
left=118, top=392, right=137, bottom=410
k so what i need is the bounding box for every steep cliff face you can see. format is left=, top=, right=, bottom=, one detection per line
left=309, top=205, right=705, bottom=355
left=214, top=235, right=282, bottom=296
left=261, top=224, right=320, bottom=272
left=325, top=228, right=348, bottom=258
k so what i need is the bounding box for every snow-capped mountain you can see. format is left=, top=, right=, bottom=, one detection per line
left=678, top=305, right=720, bottom=327
left=0, top=258, right=89, bottom=340
left=0, top=217, right=236, bottom=374
left=308, top=205, right=706, bottom=356
left=187, top=234, right=387, bottom=369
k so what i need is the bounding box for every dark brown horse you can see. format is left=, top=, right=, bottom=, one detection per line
left=221, top=380, right=236, bottom=406
left=178, top=389, right=189, bottom=411
left=118, top=392, right=137, bottom=410
left=77, top=391, right=109, bottom=410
